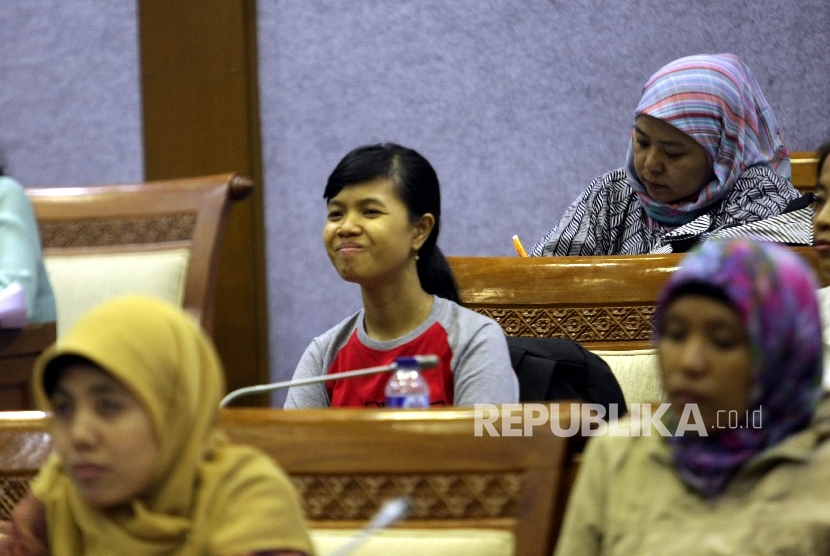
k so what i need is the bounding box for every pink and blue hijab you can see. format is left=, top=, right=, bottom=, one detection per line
left=655, top=238, right=823, bottom=497
left=627, top=54, right=790, bottom=226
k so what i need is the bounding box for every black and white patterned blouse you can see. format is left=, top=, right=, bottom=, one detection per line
left=530, top=165, right=811, bottom=256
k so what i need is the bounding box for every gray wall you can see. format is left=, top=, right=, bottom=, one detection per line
left=0, top=1, right=143, bottom=186
left=1, top=2, right=828, bottom=403
left=257, top=0, right=830, bottom=402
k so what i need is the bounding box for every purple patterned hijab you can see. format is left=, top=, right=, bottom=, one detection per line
left=626, top=54, right=790, bottom=226
left=654, top=238, right=823, bottom=497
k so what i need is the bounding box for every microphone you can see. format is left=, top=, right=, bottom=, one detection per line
left=325, top=497, right=411, bottom=556
left=219, top=355, right=440, bottom=407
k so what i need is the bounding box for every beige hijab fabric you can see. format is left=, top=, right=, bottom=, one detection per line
left=30, top=295, right=313, bottom=556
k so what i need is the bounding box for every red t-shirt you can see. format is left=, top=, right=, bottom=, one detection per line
left=325, top=323, right=455, bottom=407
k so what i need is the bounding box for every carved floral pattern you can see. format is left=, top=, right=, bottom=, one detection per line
left=291, top=472, right=523, bottom=521
left=475, top=306, right=656, bottom=341
left=0, top=478, right=32, bottom=521
left=39, top=214, right=197, bottom=248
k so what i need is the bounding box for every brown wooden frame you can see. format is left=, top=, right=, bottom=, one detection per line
left=791, top=151, right=818, bottom=194
left=226, top=406, right=578, bottom=556
left=449, top=246, right=825, bottom=351
left=25, top=173, right=252, bottom=334
left=0, top=324, right=56, bottom=410
left=0, top=407, right=581, bottom=556
left=0, top=411, right=51, bottom=521
left=139, top=0, right=270, bottom=402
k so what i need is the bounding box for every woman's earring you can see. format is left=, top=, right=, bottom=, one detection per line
left=414, top=252, right=420, bottom=261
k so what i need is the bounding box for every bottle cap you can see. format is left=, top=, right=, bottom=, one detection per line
left=394, top=355, right=439, bottom=370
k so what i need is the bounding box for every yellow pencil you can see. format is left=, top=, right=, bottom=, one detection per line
left=512, top=235, right=528, bottom=257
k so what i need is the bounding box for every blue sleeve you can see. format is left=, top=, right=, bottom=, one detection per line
left=0, top=177, right=51, bottom=322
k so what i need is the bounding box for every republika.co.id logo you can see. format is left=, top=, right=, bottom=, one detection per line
left=473, top=403, right=762, bottom=437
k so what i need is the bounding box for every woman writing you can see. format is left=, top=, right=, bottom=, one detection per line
left=285, top=143, right=518, bottom=408
left=554, top=239, right=830, bottom=555
left=532, top=54, right=809, bottom=256
left=0, top=296, right=313, bottom=556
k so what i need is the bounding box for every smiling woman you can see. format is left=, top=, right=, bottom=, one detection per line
left=284, top=143, right=519, bottom=409
left=0, top=296, right=313, bottom=556
left=532, top=53, right=811, bottom=256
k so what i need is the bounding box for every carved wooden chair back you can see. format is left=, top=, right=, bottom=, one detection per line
left=449, top=253, right=682, bottom=351
left=0, top=412, right=51, bottom=522
left=0, top=408, right=579, bottom=556
left=449, top=247, right=824, bottom=351
left=449, top=248, right=824, bottom=405
left=25, top=173, right=252, bottom=336
left=221, top=407, right=578, bottom=556
left=0, top=325, right=56, bottom=410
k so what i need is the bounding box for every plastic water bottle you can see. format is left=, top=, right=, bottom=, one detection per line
left=385, top=356, right=431, bottom=408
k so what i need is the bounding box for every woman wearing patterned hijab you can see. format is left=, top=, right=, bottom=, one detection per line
left=0, top=295, right=313, bottom=556
left=554, top=238, right=830, bottom=555
left=532, top=54, right=809, bottom=256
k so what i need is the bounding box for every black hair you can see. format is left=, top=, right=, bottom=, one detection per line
left=657, top=281, right=737, bottom=336
left=324, top=143, right=460, bottom=303
left=664, top=282, right=732, bottom=307
left=817, top=140, right=830, bottom=181
left=41, top=354, right=96, bottom=397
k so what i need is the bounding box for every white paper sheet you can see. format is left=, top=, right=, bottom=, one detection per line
left=0, top=281, right=27, bottom=328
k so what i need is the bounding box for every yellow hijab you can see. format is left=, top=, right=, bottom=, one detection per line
left=30, top=295, right=313, bottom=556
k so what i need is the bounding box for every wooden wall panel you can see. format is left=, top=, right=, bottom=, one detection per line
left=139, top=0, right=269, bottom=403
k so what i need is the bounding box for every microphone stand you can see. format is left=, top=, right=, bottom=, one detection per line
left=326, top=497, right=411, bottom=556
left=219, top=355, right=439, bottom=407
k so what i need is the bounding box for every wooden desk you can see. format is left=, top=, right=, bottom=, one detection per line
left=449, top=247, right=826, bottom=351
left=0, top=323, right=56, bottom=410
left=0, top=406, right=584, bottom=555
left=221, top=406, right=581, bottom=556
left=791, top=151, right=818, bottom=195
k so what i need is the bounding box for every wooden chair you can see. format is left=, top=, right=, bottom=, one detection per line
left=0, top=324, right=56, bottom=410
left=220, top=406, right=579, bottom=556
left=450, top=254, right=681, bottom=351
left=791, top=151, right=818, bottom=195
left=25, top=173, right=253, bottom=336
left=0, top=411, right=51, bottom=522
left=450, top=247, right=825, bottom=346
left=0, top=407, right=581, bottom=556
left=448, top=247, right=826, bottom=404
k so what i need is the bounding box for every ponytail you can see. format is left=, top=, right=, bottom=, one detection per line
left=417, top=244, right=460, bottom=304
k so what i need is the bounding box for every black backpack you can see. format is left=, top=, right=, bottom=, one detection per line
left=507, top=336, right=627, bottom=417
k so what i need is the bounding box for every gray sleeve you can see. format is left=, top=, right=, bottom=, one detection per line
left=452, top=318, right=520, bottom=406
left=283, top=339, right=331, bottom=409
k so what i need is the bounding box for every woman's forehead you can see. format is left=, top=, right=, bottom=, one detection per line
left=327, top=178, right=400, bottom=204
left=54, top=362, right=126, bottom=395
